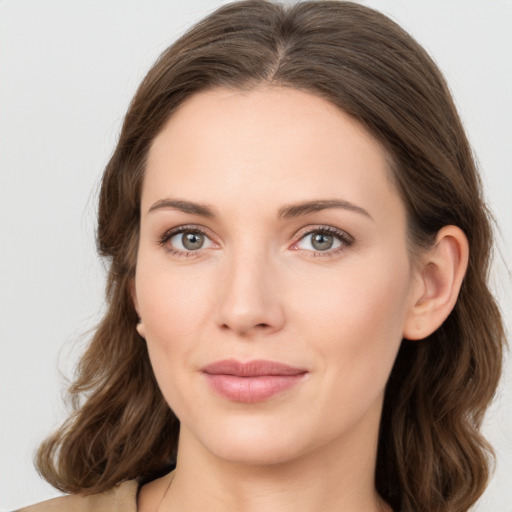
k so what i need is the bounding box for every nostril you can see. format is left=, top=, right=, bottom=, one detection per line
left=219, top=322, right=270, bottom=334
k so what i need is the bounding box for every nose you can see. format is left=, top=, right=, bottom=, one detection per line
left=215, top=248, right=285, bottom=337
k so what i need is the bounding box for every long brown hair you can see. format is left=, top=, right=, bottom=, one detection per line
left=36, top=2, right=505, bottom=511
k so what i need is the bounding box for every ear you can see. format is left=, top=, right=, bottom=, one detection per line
left=403, top=225, right=469, bottom=341
left=130, top=279, right=146, bottom=339
left=136, top=319, right=146, bottom=339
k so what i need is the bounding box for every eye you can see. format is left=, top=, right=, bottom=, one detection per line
left=293, top=227, right=353, bottom=254
left=171, top=231, right=208, bottom=251
left=159, top=227, right=215, bottom=255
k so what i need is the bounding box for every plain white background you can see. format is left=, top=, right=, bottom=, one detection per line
left=0, top=1, right=510, bottom=510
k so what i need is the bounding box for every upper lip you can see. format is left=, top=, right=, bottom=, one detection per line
left=201, top=359, right=307, bottom=377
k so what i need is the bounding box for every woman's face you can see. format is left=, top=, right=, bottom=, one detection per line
left=134, top=87, right=421, bottom=466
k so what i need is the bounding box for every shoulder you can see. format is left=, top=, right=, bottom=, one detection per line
left=15, top=480, right=139, bottom=512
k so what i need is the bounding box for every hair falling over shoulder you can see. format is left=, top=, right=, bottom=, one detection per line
left=36, top=2, right=505, bottom=511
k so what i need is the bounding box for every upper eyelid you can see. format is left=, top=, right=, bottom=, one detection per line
left=160, top=224, right=214, bottom=239
left=159, top=223, right=351, bottom=236
left=293, top=225, right=353, bottom=242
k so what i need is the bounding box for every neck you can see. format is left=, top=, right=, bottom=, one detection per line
left=159, top=404, right=389, bottom=512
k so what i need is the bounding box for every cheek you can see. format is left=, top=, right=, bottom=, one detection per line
left=293, top=254, right=412, bottom=385
left=279, top=261, right=411, bottom=446
left=296, top=254, right=410, bottom=335
left=137, top=262, right=213, bottom=343
left=136, top=269, right=208, bottom=412
left=134, top=261, right=211, bottom=398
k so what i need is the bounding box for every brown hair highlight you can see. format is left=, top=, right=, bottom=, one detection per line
left=36, top=2, right=505, bottom=511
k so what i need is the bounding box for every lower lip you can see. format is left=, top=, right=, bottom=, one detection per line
left=204, top=374, right=306, bottom=403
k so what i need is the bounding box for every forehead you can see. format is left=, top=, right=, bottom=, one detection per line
left=143, top=86, right=402, bottom=223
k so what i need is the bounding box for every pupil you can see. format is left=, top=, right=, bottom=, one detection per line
left=183, top=232, right=204, bottom=250
left=312, top=232, right=333, bottom=251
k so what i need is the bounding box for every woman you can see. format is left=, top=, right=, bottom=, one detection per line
left=17, top=1, right=505, bottom=511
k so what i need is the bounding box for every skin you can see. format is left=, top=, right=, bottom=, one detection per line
left=133, top=87, right=468, bottom=512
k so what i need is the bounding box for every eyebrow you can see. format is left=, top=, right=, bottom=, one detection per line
left=278, top=199, right=373, bottom=220
left=147, top=198, right=372, bottom=220
left=148, top=199, right=217, bottom=217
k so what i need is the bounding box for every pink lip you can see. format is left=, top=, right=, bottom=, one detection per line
left=201, top=359, right=307, bottom=403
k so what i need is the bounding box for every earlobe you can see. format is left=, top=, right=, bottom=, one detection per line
left=136, top=319, right=146, bottom=339
left=403, top=225, right=469, bottom=341
left=130, top=280, right=146, bottom=339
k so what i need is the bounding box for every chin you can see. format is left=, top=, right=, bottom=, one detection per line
left=209, top=436, right=305, bottom=467
left=181, top=413, right=321, bottom=467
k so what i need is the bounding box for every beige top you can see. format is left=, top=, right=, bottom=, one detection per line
left=15, top=480, right=139, bottom=512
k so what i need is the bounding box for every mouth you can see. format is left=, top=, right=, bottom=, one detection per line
left=201, top=359, right=308, bottom=403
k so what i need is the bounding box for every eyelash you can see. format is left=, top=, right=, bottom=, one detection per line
left=292, top=225, right=354, bottom=257
left=157, top=225, right=213, bottom=258
left=157, top=225, right=354, bottom=258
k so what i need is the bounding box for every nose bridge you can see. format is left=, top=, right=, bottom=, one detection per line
left=216, top=240, right=284, bottom=335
